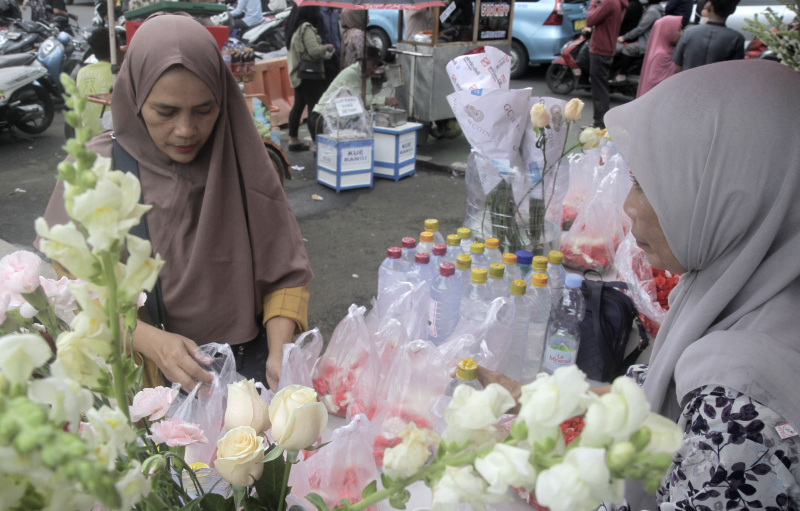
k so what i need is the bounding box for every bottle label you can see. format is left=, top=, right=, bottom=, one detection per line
left=542, top=342, right=576, bottom=372
left=428, top=298, right=438, bottom=337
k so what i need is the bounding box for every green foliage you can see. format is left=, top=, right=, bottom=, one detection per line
left=305, top=493, right=330, bottom=511
left=361, top=480, right=378, bottom=500
left=252, top=446, right=291, bottom=511
left=388, top=489, right=411, bottom=510
left=745, top=0, right=800, bottom=72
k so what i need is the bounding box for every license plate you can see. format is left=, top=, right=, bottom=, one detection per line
left=573, top=19, right=586, bottom=31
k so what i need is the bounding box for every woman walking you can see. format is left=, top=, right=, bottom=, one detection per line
left=340, top=10, right=367, bottom=69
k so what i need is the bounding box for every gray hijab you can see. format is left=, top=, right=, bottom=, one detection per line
left=605, top=60, right=800, bottom=430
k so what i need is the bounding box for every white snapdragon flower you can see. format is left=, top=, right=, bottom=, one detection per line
left=431, top=465, right=508, bottom=511
left=0, top=333, right=52, bottom=384
left=53, top=332, right=108, bottom=388
left=474, top=443, right=537, bottom=494
left=86, top=406, right=137, bottom=452
left=35, top=218, right=100, bottom=282
left=116, top=235, right=163, bottom=306
left=383, top=422, right=440, bottom=480
left=535, top=447, right=624, bottom=511
left=115, top=461, right=152, bottom=510
left=640, top=413, right=684, bottom=456
left=580, top=376, right=651, bottom=448
left=28, top=377, right=94, bottom=433
left=442, top=383, right=516, bottom=446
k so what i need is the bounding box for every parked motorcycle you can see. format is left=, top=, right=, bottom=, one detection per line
left=0, top=19, right=56, bottom=54
left=0, top=64, right=55, bottom=135
left=0, top=0, right=22, bottom=30
left=212, top=7, right=290, bottom=53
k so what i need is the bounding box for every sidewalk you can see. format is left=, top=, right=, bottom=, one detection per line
left=0, top=238, right=57, bottom=279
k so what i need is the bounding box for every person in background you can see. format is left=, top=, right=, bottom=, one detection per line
left=23, top=0, right=47, bottom=23
left=228, top=0, right=263, bottom=36
left=307, top=45, right=398, bottom=141
left=612, top=0, right=662, bottom=83
left=286, top=5, right=333, bottom=152
left=664, top=0, right=693, bottom=26
left=317, top=6, right=341, bottom=87
left=404, top=7, right=433, bottom=40
left=618, top=0, right=643, bottom=37
left=636, top=15, right=683, bottom=96
left=341, top=9, right=367, bottom=69
left=672, top=0, right=743, bottom=72
left=585, top=0, right=628, bottom=129
left=76, top=27, right=126, bottom=134
left=45, top=0, right=76, bottom=21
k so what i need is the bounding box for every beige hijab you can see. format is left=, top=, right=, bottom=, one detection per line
left=43, top=14, right=313, bottom=345
left=606, top=59, right=800, bottom=434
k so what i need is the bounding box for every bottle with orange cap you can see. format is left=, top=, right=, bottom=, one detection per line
left=524, top=273, right=552, bottom=382
left=418, top=231, right=434, bottom=255
left=443, top=357, right=484, bottom=397
left=424, top=219, right=446, bottom=245
left=484, top=237, right=503, bottom=265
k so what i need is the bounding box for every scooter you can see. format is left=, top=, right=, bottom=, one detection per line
left=0, top=0, right=22, bottom=31
left=0, top=64, right=55, bottom=135
left=212, top=7, right=290, bottom=53
left=0, top=19, right=56, bottom=54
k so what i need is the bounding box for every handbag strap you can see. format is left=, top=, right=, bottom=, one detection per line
left=112, top=134, right=167, bottom=331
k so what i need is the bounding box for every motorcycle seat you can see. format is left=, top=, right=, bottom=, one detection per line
left=0, top=52, right=36, bottom=68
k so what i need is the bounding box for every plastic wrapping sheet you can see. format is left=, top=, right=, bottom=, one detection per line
left=278, top=328, right=323, bottom=391
left=318, top=86, right=373, bottom=141
left=562, top=151, right=601, bottom=230
left=447, top=297, right=514, bottom=373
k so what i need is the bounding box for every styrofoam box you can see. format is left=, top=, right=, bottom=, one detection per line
left=316, top=135, right=374, bottom=192
left=373, top=122, right=423, bottom=181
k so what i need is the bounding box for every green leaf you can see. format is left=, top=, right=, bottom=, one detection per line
left=244, top=496, right=266, bottom=511
left=260, top=445, right=284, bottom=463
left=361, top=480, right=378, bottom=500
left=197, top=493, right=236, bottom=511
left=510, top=419, right=529, bottom=442
left=380, top=473, right=392, bottom=490
left=305, top=493, right=330, bottom=511
left=253, top=445, right=289, bottom=511
left=303, top=441, right=331, bottom=452
left=233, top=485, right=248, bottom=510
left=388, top=489, right=410, bottom=510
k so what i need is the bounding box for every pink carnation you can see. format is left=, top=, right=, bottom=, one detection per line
left=148, top=417, right=208, bottom=447
left=39, top=276, right=78, bottom=314
left=0, top=251, right=43, bottom=295
left=0, top=294, right=9, bottom=325
left=130, top=386, right=179, bottom=422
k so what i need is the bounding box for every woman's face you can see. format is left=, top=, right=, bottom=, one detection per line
left=141, top=66, right=220, bottom=164
left=624, top=176, right=688, bottom=274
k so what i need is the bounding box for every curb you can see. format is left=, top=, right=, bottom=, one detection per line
left=416, top=158, right=467, bottom=176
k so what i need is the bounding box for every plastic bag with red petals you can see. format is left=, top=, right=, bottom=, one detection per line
left=278, top=328, right=323, bottom=391
left=311, top=304, right=371, bottom=417
left=446, top=297, right=515, bottom=372
left=562, top=149, right=601, bottom=230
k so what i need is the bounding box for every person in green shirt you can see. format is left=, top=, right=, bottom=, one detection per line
left=76, top=27, right=125, bottom=135
left=308, top=45, right=398, bottom=148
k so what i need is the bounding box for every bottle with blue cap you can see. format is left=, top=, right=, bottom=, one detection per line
left=541, top=273, right=585, bottom=374
left=515, top=250, right=534, bottom=280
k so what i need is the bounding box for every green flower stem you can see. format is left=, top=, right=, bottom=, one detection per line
left=277, top=450, right=298, bottom=511
left=101, top=253, right=130, bottom=421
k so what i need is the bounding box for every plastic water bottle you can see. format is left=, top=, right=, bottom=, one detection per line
left=485, top=238, right=503, bottom=266
left=516, top=250, right=534, bottom=280
left=443, top=358, right=484, bottom=396
left=547, top=251, right=567, bottom=303
left=502, top=252, right=522, bottom=288
left=252, top=97, right=268, bottom=125
left=430, top=243, right=447, bottom=270
left=457, top=227, right=473, bottom=254
left=418, top=231, right=434, bottom=255
left=469, top=242, right=489, bottom=270
left=504, top=279, right=531, bottom=382
left=408, top=252, right=434, bottom=284
left=488, top=263, right=509, bottom=299
left=270, top=126, right=281, bottom=146
left=424, top=219, right=446, bottom=246
left=541, top=274, right=585, bottom=374
left=401, top=237, right=417, bottom=265
left=460, top=267, right=492, bottom=318
left=445, top=235, right=462, bottom=265
left=428, top=262, right=462, bottom=344
left=532, top=256, right=549, bottom=277
left=455, top=254, right=472, bottom=287
left=378, top=247, right=409, bottom=298
left=522, top=273, right=551, bottom=383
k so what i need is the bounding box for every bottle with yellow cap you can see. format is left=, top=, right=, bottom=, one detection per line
left=504, top=279, right=531, bottom=381
left=460, top=266, right=492, bottom=317
left=484, top=237, right=503, bottom=266
left=547, top=250, right=567, bottom=302
left=488, top=263, right=509, bottom=299
left=523, top=273, right=552, bottom=383
left=444, top=357, right=484, bottom=396
left=418, top=231, right=434, bottom=255
left=424, top=219, right=446, bottom=245
left=531, top=255, right=552, bottom=294
left=501, top=252, right=523, bottom=288
left=469, top=241, right=489, bottom=269
left=457, top=227, right=473, bottom=254
left=444, top=234, right=462, bottom=265
left=455, top=253, right=473, bottom=287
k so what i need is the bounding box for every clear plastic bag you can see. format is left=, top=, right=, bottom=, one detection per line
left=447, top=297, right=514, bottom=372
left=319, top=86, right=373, bottom=141
left=168, top=342, right=240, bottom=466
left=278, top=328, right=324, bottom=391
left=311, top=304, right=371, bottom=417
left=374, top=281, right=430, bottom=343
left=561, top=151, right=600, bottom=231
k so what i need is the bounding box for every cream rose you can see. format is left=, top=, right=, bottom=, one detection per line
left=215, top=426, right=265, bottom=487
left=530, top=103, right=551, bottom=128
left=268, top=384, right=327, bottom=451
left=564, top=98, right=585, bottom=122
left=383, top=422, right=440, bottom=479
left=579, top=127, right=602, bottom=150
left=225, top=379, right=271, bottom=433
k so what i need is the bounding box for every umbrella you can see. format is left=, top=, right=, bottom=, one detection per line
left=294, top=0, right=444, bottom=104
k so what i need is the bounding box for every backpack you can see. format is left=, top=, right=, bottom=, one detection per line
left=576, top=274, right=649, bottom=383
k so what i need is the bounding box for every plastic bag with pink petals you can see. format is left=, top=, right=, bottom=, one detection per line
left=278, top=328, right=324, bottom=391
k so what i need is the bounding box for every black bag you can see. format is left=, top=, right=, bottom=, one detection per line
left=576, top=273, right=649, bottom=383
left=297, top=58, right=324, bottom=80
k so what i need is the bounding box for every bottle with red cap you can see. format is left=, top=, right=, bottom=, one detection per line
left=407, top=252, right=434, bottom=285
left=378, top=246, right=410, bottom=298
left=430, top=243, right=447, bottom=270
left=417, top=231, right=434, bottom=255
left=401, top=237, right=418, bottom=265
left=428, top=262, right=462, bottom=344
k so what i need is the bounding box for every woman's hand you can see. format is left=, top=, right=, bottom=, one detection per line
left=265, top=316, right=296, bottom=390
left=324, top=44, right=334, bottom=52
left=385, top=97, right=399, bottom=107
left=476, top=367, right=523, bottom=413
left=133, top=322, right=214, bottom=391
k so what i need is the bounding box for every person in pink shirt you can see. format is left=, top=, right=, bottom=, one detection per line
left=637, top=15, right=684, bottom=97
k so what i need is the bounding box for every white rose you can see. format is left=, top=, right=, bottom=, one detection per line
left=581, top=376, right=651, bottom=448
left=579, top=127, right=602, bottom=150
left=530, top=103, right=551, bottom=129
left=431, top=465, right=508, bottom=511
left=640, top=413, right=683, bottom=456
left=0, top=251, right=42, bottom=295
left=0, top=333, right=52, bottom=384
left=518, top=365, right=592, bottom=430
left=117, top=235, right=163, bottom=305
left=535, top=447, right=624, bottom=511
left=215, top=426, right=265, bottom=487
left=442, top=383, right=516, bottom=446
left=564, top=98, right=585, bottom=122
left=35, top=218, right=100, bottom=281
left=28, top=377, right=94, bottom=433
left=474, top=443, right=537, bottom=494
left=115, top=461, right=152, bottom=510
left=383, top=422, right=440, bottom=479
left=268, top=384, right=328, bottom=451
left=225, top=379, right=271, bottom=433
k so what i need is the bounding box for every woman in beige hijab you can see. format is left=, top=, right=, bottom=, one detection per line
left=42, top=14, right=314, bottom=391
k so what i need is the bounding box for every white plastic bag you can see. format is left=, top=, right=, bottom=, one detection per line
left=278, top=328, right=323, bottom=390
left=318, top=86, right=373, bottom=141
